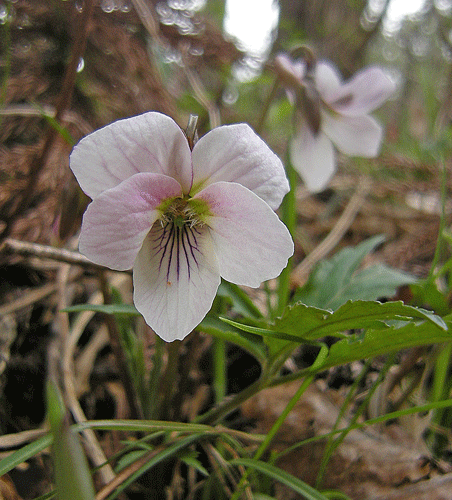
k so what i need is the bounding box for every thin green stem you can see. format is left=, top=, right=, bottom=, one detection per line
left=254, top=376, right=314, bottom=461
left=158, top=340, right=182, bottom=420
left=427, top=155, right=448, bottom=285
left=196, top=374, right=268, bottom=425
left=213, top=339, right=227, bottom=403
left=147, top=336, right=165, bottom=419
left=276, top=397, right=452, bottom=460
left=230, top=375, right=314, bottom=500
left=316, top=354, right=396, bottom=488
left=432, top=343, right=452, bottom=404
left=426, top=342, right=452, bottom=452
left=276, top=155, right=298, bottom=317
left=255, top=79, right=280, bottom=135
left=98, top=273, right=142, bottom=419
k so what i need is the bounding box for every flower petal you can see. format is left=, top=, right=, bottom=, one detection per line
left=315, top=62, right=395, bottom=116
left=290, top=123, right=336, bottom=193
left=133, top=225, right=220, bottom=342
left=328, top=67, right=396, bottom=116
left=196, top=182, right=293, bottom=287
left=322, top=111, right=383, bottom=157
left=70, top=112, right=193, bottom=199
left=314, top=61, right=344, bottom=103
left=191, top=124, right=289, bottom=210
left=79, top=173, right=182, bottom=271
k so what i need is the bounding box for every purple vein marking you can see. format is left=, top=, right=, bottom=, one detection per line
left=152, top=220, right=202, bottom=283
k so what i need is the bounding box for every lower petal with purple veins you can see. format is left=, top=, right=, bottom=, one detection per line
left=133, top=222, right=220, bottom=342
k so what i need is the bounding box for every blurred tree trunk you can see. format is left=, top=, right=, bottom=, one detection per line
left=276, top=0, right=390, bottom=75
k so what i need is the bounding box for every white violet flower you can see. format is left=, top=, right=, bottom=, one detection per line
left=69, top=111, right=294, bottom=342
left=275, top=53, right=396, bottom=192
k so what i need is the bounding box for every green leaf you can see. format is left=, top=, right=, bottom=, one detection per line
left=274, top=300, right=447, bottom=341
left=217, top=281, right=263, bottom=319
left=294, top=236, right=417, bottom=310
left=323, top=316, right=452, bottom=369
left=62, top=303, right=140, bottom=316
left=115, top=449, right=149, bottom=472
left=229, top=458, right=330, bottom=500
left=179, top=449, right=209, bottom=476
left=47, top=382, right=96, bottom=500
left=0, top=433, right=52, bottom=477
left=32, top=102, right=75, bottom=145
left=411, top=281, right=451, bottom=316
left=219, top=317, right=307, bottom=343
left=200, top=315, right=267, bottom=361
left=104, top=434, right=202, bottom=500
left=32, top=492, right=57, bottom=500
left=343, top=264, right=417, bottom=302
left=75, top=419, right=215, bottom=434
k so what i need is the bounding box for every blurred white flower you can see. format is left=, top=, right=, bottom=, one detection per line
left=275, top=53, right=396, bottom=192
left=70, top=112, right=293, bottom=342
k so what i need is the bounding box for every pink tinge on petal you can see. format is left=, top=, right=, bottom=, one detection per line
left=79, top=172, right=182, bottom=271
left=321, top=111, right=383, bottom=157
left=290, top=123, right=336, bottom=193
left=191, top=123, right=289, bottom=210
left=327, top=66, right=396, bottom=116
left=133, top=226, right=220, bottom=342
left=195, top=182, right=293, bottom=287
left=69, top=112, right=193, bottom=199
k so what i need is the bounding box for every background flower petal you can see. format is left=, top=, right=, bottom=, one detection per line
left=322, top=111, right=383, bottom=157
left=196, top=182, right=294, bottom=287
left=290, top=124, right=336, bottom=193
left=191, top=124, right=289, bottom=210
left=79, top=172, right=182, bottom=271
left=328, top=67, right=396, bottom=115
left=70, top=112, right=193, bottom=199
left=133, top=228, right=220, bottom=342
left=314, top=60, right=343, bottom=102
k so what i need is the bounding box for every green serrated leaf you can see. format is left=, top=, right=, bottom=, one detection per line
left=411, top=281, right=451, bottom=316
left=323, top=316, right=452, bottom=369
left=274, top=300, right=447, bottom=341
left=294, top=236, right=417, bottom=310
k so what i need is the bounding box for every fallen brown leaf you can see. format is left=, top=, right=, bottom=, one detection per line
left=242, top=381, right=449, bottom=500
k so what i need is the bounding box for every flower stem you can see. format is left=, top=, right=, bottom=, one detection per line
left=196, top=374, right=268, bottom=425
left=230, top=374, right=314, bottom=500
left=147, top=335, right=165, bottom=419
left=213, top=339, right=227, bottom=403
left=98, top=272, right=143, bottom=419
left=276, top=154, right=298, bottom=317
left=255, top=78, right=280, bottom=135
left=426, top=155, right=448, bottom=285
left=158, top=340, right=182, bottom=420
